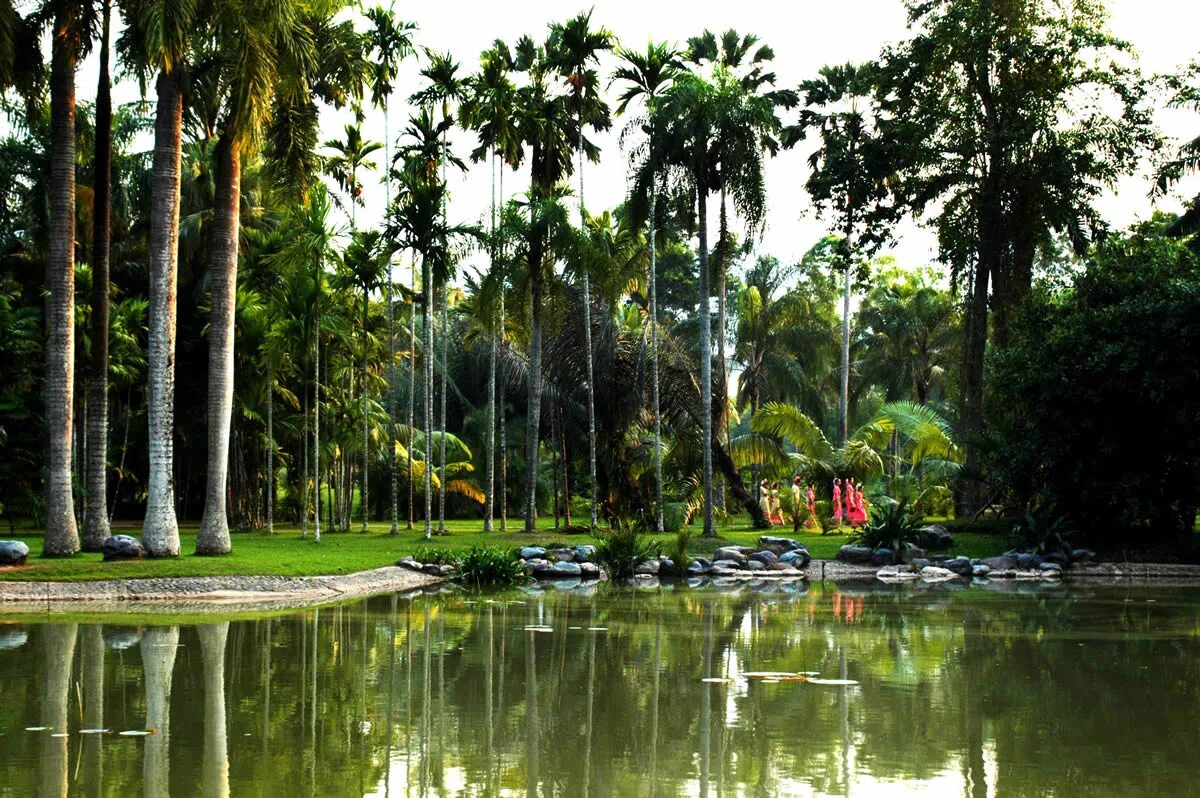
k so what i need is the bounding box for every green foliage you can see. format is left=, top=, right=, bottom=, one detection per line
left=412, top=546, right=459, bottom=566
left=668, top=528, right=693, bottom=573
left=453, top=546, right=526, bottom=588
left=988, top=229, right=1200, bottom=538
left=1010, top=511, right=1075, bottom=556
left=851, top=498, right=921, bottom=553
left=594, top=523, right=660, bottom=579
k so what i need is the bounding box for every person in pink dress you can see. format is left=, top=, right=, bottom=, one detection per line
left=857, top=486, right=869, bottom=525
left=831, top=479, right=843, bottom=527
left=806, top=484, right=818, bottom=528
left=844, top=478, right=856, bottom=521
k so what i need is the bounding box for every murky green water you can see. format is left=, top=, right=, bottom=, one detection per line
left=1, top=580, right=1198, bottom=797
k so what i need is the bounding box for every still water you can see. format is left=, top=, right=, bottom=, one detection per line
left=1, top=580, right=1197, bottom=797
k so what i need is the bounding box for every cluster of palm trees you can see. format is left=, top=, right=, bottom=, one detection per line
left=2, top=2, right=974, bottom=557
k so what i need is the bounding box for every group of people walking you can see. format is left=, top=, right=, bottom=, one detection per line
left=757, top=476, right=869, bottom=531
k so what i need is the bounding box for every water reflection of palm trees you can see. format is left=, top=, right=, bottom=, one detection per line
left=40, top=623, right=76, bottom=798
left=198, top=622, right=230, bottom=798
left=142, top=625, right=179, bottom=798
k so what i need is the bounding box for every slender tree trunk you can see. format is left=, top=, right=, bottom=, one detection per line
left=579, top=137, right=598, bottom=533
left=840, top=242, right=852, bottom=446
left=362, top=284, right=370, bottom=532
left=43, top=6, right=80, bottom=556
left=717, top=191, right=729, bottom=514
left=498, top=169, right=508, bottom=532
left=438, top=286, right=447, bottom=533
left=423, top=258, right=433, bottom=539
left=698, top=185, right=715, bottom=536
left=386, top=101, right=398, bottom=535
left=408, top=256, right=417, bottom=528
left=649, top=176, right=664, bottom=533
left=301, top=377, right=309, bottom=537
left=314, top=278, right=322, bottom=543
left=197, top=137, right=240, bottom=555
left=142, top=625, right=178, bottom=798
left=524, top=266, right=544, bottom=533
left=485, top=153, right=497, bottom=532
left=266, top=365, right=274, bottom=534
left=83, top=1, right=113, bottom=551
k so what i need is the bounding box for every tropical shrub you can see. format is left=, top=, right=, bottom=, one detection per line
left=1010, top=511, right=1075, bottom=555
left=851, top=498, right=922, bottom=553
left=595, top=523, right=660, bottom=579
left=413, top=546, right=459, bottom=566
left=454, top=546, right=526, bottom=588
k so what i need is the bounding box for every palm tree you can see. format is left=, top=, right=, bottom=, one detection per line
left=411, top=50, right=466, bottom=535
left=507, top=30, right=581, bottom=532
left=324, top=123, right=382, bottom=532
left=42, top=1, right=93, bottom=556
left=547, top=10, right=613, bottom=533
left=197, top=0, right=343, bottom=555
left=123, top=0, right=198, bottom=558
left=613, top=41, right=682, bottom=533
left=461, top=41, right=522, bottom=533
left=365, top=4, right=416, bottom=535
left=82, top=0, right=112, bottom=551
left=786, top=62, right=890, bottom=445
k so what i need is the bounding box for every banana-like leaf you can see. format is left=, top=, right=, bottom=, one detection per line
left=750, top=402, right=836, bottom=462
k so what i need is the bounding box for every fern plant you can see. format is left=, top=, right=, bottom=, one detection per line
left=851, top=498, right=923, bottom=554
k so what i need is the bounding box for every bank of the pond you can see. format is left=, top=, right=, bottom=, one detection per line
left=0, top=564, right=440, bottom=609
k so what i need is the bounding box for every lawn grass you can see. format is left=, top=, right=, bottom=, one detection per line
left=0, top=517, right=1010, bottom=582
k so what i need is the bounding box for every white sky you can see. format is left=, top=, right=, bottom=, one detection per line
left=75, top=0, right=1200, bottom=282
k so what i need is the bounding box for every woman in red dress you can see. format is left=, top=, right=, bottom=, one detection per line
left=831, top=479, right=843, bottom=527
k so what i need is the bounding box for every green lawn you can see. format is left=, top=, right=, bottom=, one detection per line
left=0, top=517, right=1010, bottom=582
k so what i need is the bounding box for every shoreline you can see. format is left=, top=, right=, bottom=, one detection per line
left=0, top=565, right=442, bottom=614
left=3, top=559, right=1200, bottom=614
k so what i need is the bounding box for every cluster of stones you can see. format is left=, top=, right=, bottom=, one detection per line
left=686, top=536, right=813, bottom=578
left=396, top=557, right=457, bottom=578
left=517, top=546, right=604, bottom=580
left=0, top=534, right=149, bottom=565
left=839, top=540, right=1098, bottom=583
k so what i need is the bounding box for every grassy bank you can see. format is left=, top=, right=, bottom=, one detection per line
left=0, top=518, right=1009, bottom=582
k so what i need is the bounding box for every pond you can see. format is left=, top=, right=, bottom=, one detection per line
left=1, top=580, right=1198, bottom=797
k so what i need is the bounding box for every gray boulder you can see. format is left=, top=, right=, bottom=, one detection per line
left=899, top=542, right=926, bottom=563
left=634, top=559, right=661, bottom=576
left=552, top=561, right=582, bottom=577
left=711, top=560, right=742, bottom=573
left=687, top=560, right=710, bottom=575
left=713, top=547, right=748, bottom=565
left=1015, top=552, right=1041, bottom=569
left=749, top=550, right=779, bottom=566
left=757, top=536, right=805, bottom=555
left=876, top=565, right=920, bottom=582
left=982, top=555, right=1020, bottom=571
left=0, top=627, right=28, bottom=649
left=102, top=534, right=145, bottom=562
left=579, top=562, right=601, bottom=579
left=780, top=549, right=811, bottom=568
left=1070, top=548, right=1096, bottom=564
left=920, top=565, right=959, bottom=582
left=518, top=546, right=547, bottom=561
left=549, top=548, right=576, bottom=563
left=871, top=548, right=896, bottom=567
left=836, top=545, right=874, bottom=565
left=943, top=556, right=972, bottom=576
left=972, top=564, right=992, bottom=578
left=574, top=545, right=597, bottom=562
left=918, top=525, right=954, bottom=551
left=745, top=560, right=766, bottom=571
left=768, top=563, right=800, bottom=573
left=422, top=563, right=443, bottom=576
left=1039, top=562, right=1064, bottom=577
left=0, top=540, right=30, bottom=566
left=910, top=557, right=932, bottom=570
left=1042, top=550, right=1069, bottom=567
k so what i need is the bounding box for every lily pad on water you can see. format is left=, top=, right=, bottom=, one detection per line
left=79, top=729, right=109, bottom=735
left=743, top=671, right=801, bottom=679
left=806, top=678, right=860, bottom=686
left=51, top=733, right=68, bottom=738
left=118, top=730, right=156, bottom=737
left=24, top=726, right=48, bottom=732
left=701, top=677, right=732, bottom=683
left=587, top=627, right=608, bottom=631
left=523, top=626, right=554, bottom=633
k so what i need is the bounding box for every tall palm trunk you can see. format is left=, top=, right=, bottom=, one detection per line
left=43, top=6, right=80, bottom=556
left=386, top=104, right=399, bottom=535
left=266, top=365, right=274, bottom=534
left=578, top=134, right=598, bottom=532
left=423, top=257, right=433, bottom=539
left=314, top=304, right=322, bottom=543
left=83, top=0, right=113, bottom=551
left=698, top=184, right=715, bottom=537
left=649, top=176, right=664, bottom=533
left=839, top=251, right=852, bottom=445
left=361, top=285, right=370, bottom=532
left=196, top=137, right=240, bottom=555
left=523, top=216, right=545, bottom=533
left=143, top=67, right=185, bottom=556
left=485, top=153, right=497, bottom=532
left=497, top=169, right=508, bottom=531
left=716, top=190, right=729, bottom=512
left=438, top=285, right=447, bottom=533
left=407, top=258, right=416, bottom=530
